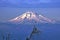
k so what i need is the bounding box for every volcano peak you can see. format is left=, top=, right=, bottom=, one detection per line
left=9, top=11, right=56, bottom=24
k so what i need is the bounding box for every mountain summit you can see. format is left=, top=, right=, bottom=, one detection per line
left=9, top=11, right=56, bottom=24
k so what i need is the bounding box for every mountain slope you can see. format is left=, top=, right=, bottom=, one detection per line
left=9, top=11, right=56, bottom=24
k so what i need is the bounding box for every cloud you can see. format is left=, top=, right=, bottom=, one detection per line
left=23, top=0, right=51, bottom=4
left=40, top=0, right=51, bottom=3
left=0, top=0, right=21, bottom=4
left=7, top=0, right=20, bottom=4
left=0, top=0, right=51, bottom=4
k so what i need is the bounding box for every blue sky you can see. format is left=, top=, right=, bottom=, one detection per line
left=0, top=0, right=60, bottom=21
left=0, top=0, right=60, bottom=8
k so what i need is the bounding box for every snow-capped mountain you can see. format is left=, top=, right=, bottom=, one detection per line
left=9, top=11, right=56, bottom=24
